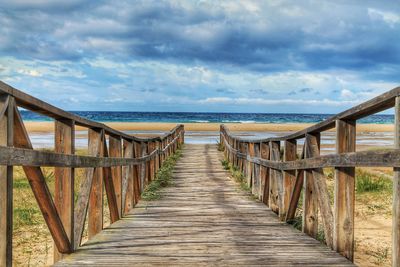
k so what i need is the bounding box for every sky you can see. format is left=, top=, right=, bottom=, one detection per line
left=0, top=0, right=399, bottom=113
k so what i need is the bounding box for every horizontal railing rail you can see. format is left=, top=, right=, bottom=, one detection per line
left=0, top=81, right=185, bottom=266
left=220, top=85, right=400, bottom=267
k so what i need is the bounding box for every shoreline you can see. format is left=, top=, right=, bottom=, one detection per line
left=23, top=121, right=394, bottom=133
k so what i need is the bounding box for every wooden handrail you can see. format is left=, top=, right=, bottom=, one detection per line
left=0, top=81, right=185, bottom=266
left=219, top=85, right=400, bottom=266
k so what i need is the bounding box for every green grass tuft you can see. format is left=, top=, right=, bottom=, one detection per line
left=141, top=149, right=183, bottom=201
left=14, top=207, right=40, bottom=227
left=356, top=169, right=392, bottom=193
left=220, top=159, right=252, bottom=194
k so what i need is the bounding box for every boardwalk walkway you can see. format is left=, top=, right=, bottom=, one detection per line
left=56, top=144, right=353, bottom=266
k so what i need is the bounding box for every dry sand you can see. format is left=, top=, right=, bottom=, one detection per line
left=24, top=121, right=394, bottom=133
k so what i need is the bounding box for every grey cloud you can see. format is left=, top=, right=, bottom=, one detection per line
left=0, top=0, right=399, bottom=79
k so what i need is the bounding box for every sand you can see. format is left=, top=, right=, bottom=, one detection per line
left=23, top=121, right=394, bottom=133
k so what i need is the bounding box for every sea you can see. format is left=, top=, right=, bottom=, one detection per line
left=21, top=111, right=394, bottom=124
left=21, top=111, right=395, bottom=150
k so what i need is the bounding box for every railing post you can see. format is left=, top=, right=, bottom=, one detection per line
left=140, top=142, right=147, bottom=192
left=132, top=141, right=140, bottom=204
left=122, top=139, right=134, bottom=214
left=180, top=126, right=185, bottom=145
left=0, top=95, right=14, bottom=267
left=394, top=96, right=400, bottom=267
left=252, top=143, right=261, bottom=197
left=236, top=140, right=243, bottom=171
left=155, top=140, right=160, bottom=173
left=333, top=119, right=356, bottom=261
left=247, top=142, right=254, bottom=188
left=109, top=135, right=123, bottom=217
left=148, top=141, right=154, bottom=182
left=260, top=142, right=270, bottom=205
left=269, top=141, right=281, bottom=215
left=88, top=128, right=104, bottom=238
left=54, top=119, right=75, bottom=262
left=303, top=134, right=319, bottom=238
left=282, top=139, right=296, bottom=220
left=240, top=141, right=247, bottom=177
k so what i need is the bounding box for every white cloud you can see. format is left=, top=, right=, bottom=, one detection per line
left=340, top=89, right=355, bottom=99
left=199, top=97, right=358, bottom=107
left=368, top=8, right=400, bottom=27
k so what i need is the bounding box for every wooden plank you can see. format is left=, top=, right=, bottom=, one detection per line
left=302, top=134, right=319, bottom=238
left=247, top=142, right=254, bottom=188
left=252, top=143, right=261, bottom=197
left=109, top=136, right=123, bottom=217
left=122, top=140, right=134, bottom=214
left=88, top=129, right=104, bottom=239
left=282, top=139, right=296, bottom=219
left=305, top=134, right=334, bottom=248
left=149, top=142, right=155, bottom=181
left=285, top=169, right=304, bottom=222
left=140, top=142, right=147, bottom=192
left=133, top=141, right=141, bottom=204
left=102, top=138, right=119, bottom=223
left=54, top=119, right=75, bottom=262
left=269, top=141, right=281, bottom=216
left=0, top=145, right=158, bottom=168
left=13, top=106, right=71, bottom=253
left=0, top=95, right=13, bottom=267
left=394, top=96, right=400, bottom=267
left=334, top=120, right=356, bottom=261
left=260, top=142, right=270, bottom=205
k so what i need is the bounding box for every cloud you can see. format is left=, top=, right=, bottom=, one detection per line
left=0, top=0, right=398, bottom=73
left=0, top=0, right=399, bottom=113
left=368, top=8, right=400, bottom=27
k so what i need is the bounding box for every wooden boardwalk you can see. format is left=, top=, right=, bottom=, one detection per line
left=55, top=144, right=353, bottom=266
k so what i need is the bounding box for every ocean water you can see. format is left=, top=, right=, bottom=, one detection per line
left=22, top=111, right=394, bottom=149
left=20, top=111, right=394, bottom=124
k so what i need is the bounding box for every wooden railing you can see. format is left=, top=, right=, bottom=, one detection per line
left=220, top=85, right=400, bottom=266
left=0, top=81, right=184, bottom=266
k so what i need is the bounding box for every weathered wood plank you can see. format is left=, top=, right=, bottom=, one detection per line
left=133, top=141, right=141, bottom=204
left=122, top=140, right=134, bottom=214
left=305, top=134, right=334, bottom=248
left=103, top=138, right=120, bottom=223
left=260, top=142, right=270, bottom=204
left=247, top=142, right=254, bottom=188
left=13, top=106, right=71, bottom=253
left=394, top=96, right=400, bottom=267
left=54, top=119, right=75, bottom=262
left=269, top=141, right=281, bottom=216
left=282, top=139, right=296, bottom=220
left=109, top=135, right=123, bottom=217
left=302, top=134, right=319, bottom=238
left=88, top=129, right=104, bottom=238
left=0, top=95, right=13, bottom=267
left=252, top=143, right=261, bottom=197
left=140, top=142, right=147, bottom=192
left=333, top=120, right=356, bottom=261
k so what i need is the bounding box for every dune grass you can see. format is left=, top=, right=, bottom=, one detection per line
left=141, top=148, right=183, bottom=201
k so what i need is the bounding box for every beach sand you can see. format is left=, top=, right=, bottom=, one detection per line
left=24, top=121, right=394, bottom=133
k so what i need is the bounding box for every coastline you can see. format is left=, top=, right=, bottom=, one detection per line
left=23, top=121, right=394, bottom=133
